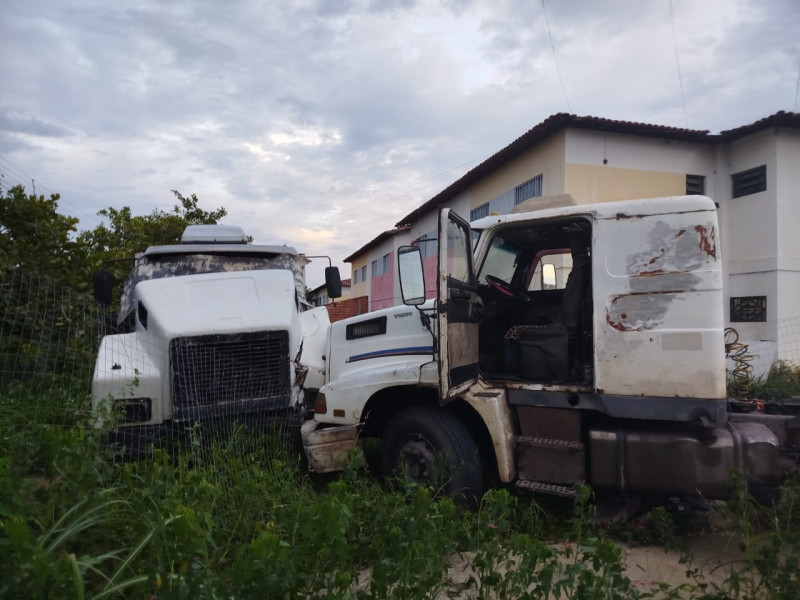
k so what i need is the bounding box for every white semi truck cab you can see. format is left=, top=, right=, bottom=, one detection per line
left=91, top=224, right=340, bottom=447
left=303, top=195, right=798, bottom=502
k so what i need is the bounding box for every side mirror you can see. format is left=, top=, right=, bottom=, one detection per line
left=325, top=266, right=342, bottom=299
left=93, top=269, right=115, bottom=307
left=398, top=246, right=425, bottom=305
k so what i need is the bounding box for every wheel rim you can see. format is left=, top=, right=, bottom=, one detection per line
left=396, top=435, right=438, bottom=485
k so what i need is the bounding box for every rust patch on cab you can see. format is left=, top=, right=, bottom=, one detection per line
left=606, top=292, right=675, bottom=332
left=606, top=310, right=644, bottom=332
left=695, top=225, right=717, bottom=259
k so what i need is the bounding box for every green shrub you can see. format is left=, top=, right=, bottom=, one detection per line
left=750, top=360, right=800, bottom=400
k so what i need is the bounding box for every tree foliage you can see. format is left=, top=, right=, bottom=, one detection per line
left=0, top=186, right=227, bottom=294
left=0, top=185, right=83, bottom=284
left=78, top=190, right=227, bottom=292
left=79, top=190, right=226, bottom=260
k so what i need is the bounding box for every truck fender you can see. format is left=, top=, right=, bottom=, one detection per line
left=461, top=383, right=516, bottom=483
left=317, top=362, right=436, bottom=425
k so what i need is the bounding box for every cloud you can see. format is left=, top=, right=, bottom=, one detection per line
left=0, top=113, right=72, bottom=138
left=1, top=0, right=798, bottom=286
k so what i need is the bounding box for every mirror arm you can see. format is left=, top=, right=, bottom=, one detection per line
left=416, top=304, right=435, bottom=339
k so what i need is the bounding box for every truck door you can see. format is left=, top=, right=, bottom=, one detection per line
left=437, top=208, right=480, bottom=402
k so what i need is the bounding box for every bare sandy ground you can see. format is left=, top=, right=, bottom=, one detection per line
left=622, top=534, right=746, bottom=594
left=432, top=532, right=747, bottom=598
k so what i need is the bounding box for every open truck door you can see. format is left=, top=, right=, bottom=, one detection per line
left=437, top=208, right=480, bottom=402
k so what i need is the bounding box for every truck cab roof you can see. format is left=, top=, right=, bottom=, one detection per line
left=142, top=224, right=299, bottom=259
left=117, top=224, right=309, bottom=326
left=143, top=243, right=300, bottom=259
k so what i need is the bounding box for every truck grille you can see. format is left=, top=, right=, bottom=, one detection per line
left=170, top=330, right=290, bottom=422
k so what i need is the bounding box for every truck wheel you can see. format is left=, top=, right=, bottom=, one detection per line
left=381, top=407, right=484, bottom=506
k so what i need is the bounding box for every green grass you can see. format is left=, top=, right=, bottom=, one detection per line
left=2, top=379, right=799, bottom=599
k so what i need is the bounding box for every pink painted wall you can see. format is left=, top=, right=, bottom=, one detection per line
left=423, top=255, right=437, bottom=299
left=370, top=251, right=395, bottom=311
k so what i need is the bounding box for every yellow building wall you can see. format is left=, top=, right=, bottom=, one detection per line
left=350, top=257, right=368, bottom=297
left=470, top=131, right=566, bottom=209
left=564, top=163, right=685, bottom=204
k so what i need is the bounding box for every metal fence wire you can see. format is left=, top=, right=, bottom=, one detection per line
left=3, top=265, right=800, bottom=472
left=0, top=267, right=304, bottom=472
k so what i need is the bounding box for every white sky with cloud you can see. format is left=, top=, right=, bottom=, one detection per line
left=1, top=0, right=798, bottom=286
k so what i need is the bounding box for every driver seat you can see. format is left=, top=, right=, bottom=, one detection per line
left=504, top=238, right=589, bottom=381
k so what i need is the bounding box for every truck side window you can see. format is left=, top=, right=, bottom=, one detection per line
left=446, top=219, right=472, bottom=283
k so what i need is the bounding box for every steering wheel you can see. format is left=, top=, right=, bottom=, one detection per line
left=485, top=275, right=529, bottom=303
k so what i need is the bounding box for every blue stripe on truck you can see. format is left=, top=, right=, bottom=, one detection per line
left=347, top=346, right=434, bottom=363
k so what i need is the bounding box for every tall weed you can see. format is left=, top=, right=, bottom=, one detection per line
left=4, top=376, right=800, bottom=599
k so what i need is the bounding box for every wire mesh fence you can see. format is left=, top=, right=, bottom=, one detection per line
left=4, top=263, right=800, bottom=478
left=0, top=267, right=305, bottom=480
left=727, top=318, right=800, bottom=376
left=726, top=317, right=800, bottom=403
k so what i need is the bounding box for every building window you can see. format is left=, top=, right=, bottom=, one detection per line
left=686, top=174, right=706, bottom=195
left=414, top=233, right=432, bottom=259
left=732, top=165, right=766, bottom=198
left=470, top=203, right=489, bottom=221
left=353, top=269, right=360, bottom=284
left=514, top=174, right=543, bottom=205
left=371, top=254, right=391, bottom=277
left=730, top=296, right=767, bottom=322
left=361, top=265, right=366, bottom=282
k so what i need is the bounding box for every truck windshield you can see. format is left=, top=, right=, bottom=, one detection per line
left=118, top=252, right=307, bottom=324
left=477, top=236, right=521, bottom=284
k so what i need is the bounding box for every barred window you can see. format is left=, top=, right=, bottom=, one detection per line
left=515, top=174, right=543, bottom=205
left=732, top=165, right=766, bottom=198
left=730, top=296, right=767, bottom=322
left=686, top=174, right=706, bottom=195
left=470, top=203, right=489, bottom=221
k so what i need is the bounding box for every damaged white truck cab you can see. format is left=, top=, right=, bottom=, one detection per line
left=91, top=224, right=340, bottom=445
left=305, top=195, right=798, bottom=501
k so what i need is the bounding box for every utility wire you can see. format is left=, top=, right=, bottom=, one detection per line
left=541, top=0, right=572, bottom=113
left=332, top=149, right=497, bottom=236
left=0, top=157, right=31, bottom=190
left=0, top=156, right=56, bottom=197
left=0, top=154, right=96, bottom=223
left=668, top=0, right=689, bottom=128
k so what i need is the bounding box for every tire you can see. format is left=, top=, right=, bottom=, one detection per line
left=380, top=406, right=484, bottom=506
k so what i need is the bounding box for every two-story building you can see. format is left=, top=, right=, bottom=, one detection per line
left=345, top=111, right=800, bottom=370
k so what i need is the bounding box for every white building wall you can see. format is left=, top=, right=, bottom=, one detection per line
left=775, top=128, right=800, bottom=320
left=775, top=128, right=800, bottom=365
left=406, top=190, right=471, bottom=242
left=565, top=129, right=716, bottom=177
left=722, top=130, right=778, bottom=351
